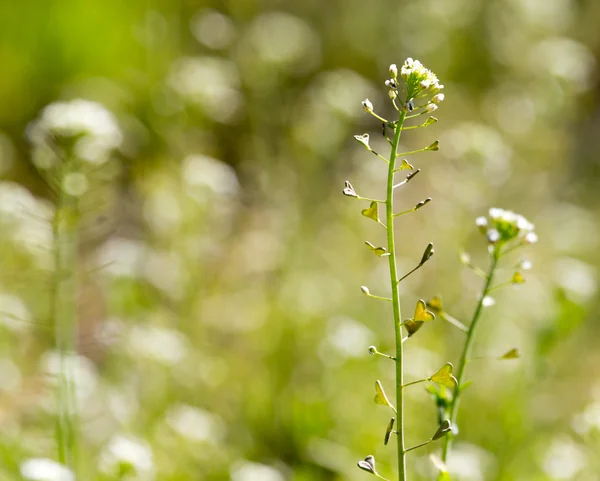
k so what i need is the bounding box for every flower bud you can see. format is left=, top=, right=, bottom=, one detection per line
left=385, top=79, right=398, bottom=90
left=431, top=93, right=445, bottom=104
left=475, top=216, right=488, bottom=234
left=388, top=89, right=397, bottom=100
left=389, top=64, right=398, bottom=78
left=425, top=103, right=438, bottom=113
left=362, top=99, right=374, bottom=113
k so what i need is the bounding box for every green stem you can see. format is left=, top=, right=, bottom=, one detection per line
left=386, top=110, right=407, bottom=481
left=402, top=378, right=428, bottom=389
left=52, top=163, right=80, bottom=473
left=441, top=248, right=500, bottom=462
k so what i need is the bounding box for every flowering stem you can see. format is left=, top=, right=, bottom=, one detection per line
left=386, top=110, right=407, bottom=481
left=441, top=248, right=500, bottom=463
left=51, top=162, right=80, bottom=473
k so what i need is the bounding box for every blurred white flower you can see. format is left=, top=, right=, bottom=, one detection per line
left=447, top=443, right=494, bottom=481
left=325, top=316, right=373, bottom=358
left=231, top=461, right=285, bottom=481
left=190, top=9, right=236, bottom=49
left=127, top=325, right=188, bottom=365
left=166, top=404, right=226, bottom=443
left=96, top=237, right=146, bottom=278
left=182, top=154, right=239, bottom=199
left=169, top=56, right=242, bottom=123
left=99, top=434, right=154, bottom=480
left=541, top=436, right=585, bottom=479
left=27, top=99, right=122, bottom=165
left=20, top=458, right=74, bottom=481
left=244, top=12, right=320, bottom=68
left=40, top=351, right=99, bottom=409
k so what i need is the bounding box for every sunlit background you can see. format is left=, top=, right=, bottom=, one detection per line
left=0, top=0, right=599, bottom=480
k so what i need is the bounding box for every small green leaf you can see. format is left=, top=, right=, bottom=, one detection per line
left=361, top=201, right=379, bottom=222
left=499, top=348, right=520, bottom=360
left=374, top=380, right=394, bottom=408
left=399, top=159, right=414, bottom=170
left=404, top=319, right=424, bottom=337
left=420, top=242, right=435, bottom=265
left=384, top=417, right=395, bottom=445
left=414, top=299, right=435, bottom=322
left=432, top=419, right=452, bottom=440
left=365, top=241, right=389, bottom=257
left=512, top=272, right=526, bottom=284
left=430, top=363, right=458, bottom=389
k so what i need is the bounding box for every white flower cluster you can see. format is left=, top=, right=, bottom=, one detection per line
left=27, top=99, right=122, bottom=166
left=400, top=58, right=444, bottom=93
left=476, top=208, right=537, bottom=245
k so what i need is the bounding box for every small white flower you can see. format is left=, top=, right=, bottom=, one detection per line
left=482, top=296, right=496, bottom=307
left=519, top=259, right=533, bottom=270
left=432, top=93, right=445, bottom=104
left=525, top=232, right=538, bottom=244
left=487, top=228, right=500, bottom=243
left=20, top=458, right=74, bottom=481
left=385, top=79, right=398, bottom=90
left=475, top=216, right=488, bottom=228
left=389, top=64, right=398, bottom=78
left=489, top=207, right=504, bottom=219
left=425, top=103, right=438, bottom=113
left=362, top=98, right=374, bottom=113
left=99, top=434, right=154, bottom=479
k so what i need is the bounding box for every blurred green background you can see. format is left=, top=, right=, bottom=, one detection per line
left=0, top=0, right=599, bottom=480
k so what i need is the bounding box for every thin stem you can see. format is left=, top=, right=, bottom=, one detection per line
left=52, top=162, right=80, bottom=473
left=371, top=151, right=390, bottom=163
left=396, top=264, right=423, bottom=285
left=440, top=313, right=469, bottom=333
left=441, top=248, right=500, bottom=463
left=402, top=378, right=428, bottom=388
left=357, top=196, right=386, bottom=203
left=386, top=110, right=407, bottom=481
left=404, top=439, right=432, bottom=453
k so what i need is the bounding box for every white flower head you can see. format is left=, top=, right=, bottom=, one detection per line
left=27, top=99, right=122, bottom=166
left=482, top=208, right=537, bottom=246
left=400, top=58, right=443, bottom=96
left=389, top=64, right=398, bottom=79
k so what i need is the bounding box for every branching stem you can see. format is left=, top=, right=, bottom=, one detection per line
left=441, top=248, right=500, bottom=463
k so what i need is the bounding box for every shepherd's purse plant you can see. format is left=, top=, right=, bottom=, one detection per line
left=345, top=59, right=537, bottom=481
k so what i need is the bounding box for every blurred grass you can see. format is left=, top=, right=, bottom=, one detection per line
left=0, top=0, right=599, bottom=480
